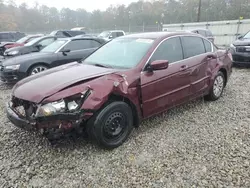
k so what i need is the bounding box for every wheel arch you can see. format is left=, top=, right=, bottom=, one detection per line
left=27, top=62, right=50, bottom=76
left=107, top=94, right=140, bottom=128
left=218, top=67, right=227, bottom=86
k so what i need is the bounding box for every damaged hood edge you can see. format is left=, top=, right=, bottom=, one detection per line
left=12, top=64, right=120, bottom=103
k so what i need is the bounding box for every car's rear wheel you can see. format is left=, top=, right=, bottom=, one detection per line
left=29, top=65, right=48, bottom=76
left=205, top=71, right=225, bottom=101
left=87, top=101, right=134, bottom=149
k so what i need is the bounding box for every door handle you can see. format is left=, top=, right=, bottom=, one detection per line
left=180, top=65, right=188, bottom=71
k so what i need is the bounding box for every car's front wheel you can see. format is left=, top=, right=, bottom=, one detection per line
left=205, top=71, right=225, bottom=101
left=87, top=101, right=134, bottom=149
left=29, top=64, right=48, bottom=76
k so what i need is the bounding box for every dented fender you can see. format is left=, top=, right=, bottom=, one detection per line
left=41, top=73, right=142, bottom=120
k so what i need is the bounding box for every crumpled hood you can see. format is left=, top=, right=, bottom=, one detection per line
left=233, top=38, right=250, bottom=46
left=12, top=63, right=118, bottom=103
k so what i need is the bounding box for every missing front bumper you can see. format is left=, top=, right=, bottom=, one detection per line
left=6, top=102, right=94, bottom=140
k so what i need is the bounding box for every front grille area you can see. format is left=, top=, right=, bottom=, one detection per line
left=11, top=97, right=37, bottom=118
left=236, top=46, right=250, bottom=53
left=233, top=55, right=250, bottom=62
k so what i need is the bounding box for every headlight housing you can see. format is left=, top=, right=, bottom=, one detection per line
left=7, top=50, right=19, bottom=55
left=35, top=89, right=92, bottom=117
left=5, top=64, right=20, bottom=70
left=36, top=99, right=66, bottom=117
left=230, top=44, right=236, bottom=48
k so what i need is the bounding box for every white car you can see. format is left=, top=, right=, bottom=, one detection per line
left=98, top=30, right=125, bottom=41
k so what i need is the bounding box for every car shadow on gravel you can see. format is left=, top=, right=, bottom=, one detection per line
left=0, top=81, right=15, bottom=90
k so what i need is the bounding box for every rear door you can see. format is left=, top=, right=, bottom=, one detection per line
left=140, top=37, right=192, bottom=118
left=181, top=36, right=212, bottom=98
left=52, top=39, right=101, bottom=67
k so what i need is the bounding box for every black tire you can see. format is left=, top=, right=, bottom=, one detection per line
left=86, top=101, right=134, bottom=149
left=28, top=64, right=48, bottom=76
left=205, top=71, right=225, bottom=101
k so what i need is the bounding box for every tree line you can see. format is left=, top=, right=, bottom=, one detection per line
left=0, top=0, right=249, bottom=33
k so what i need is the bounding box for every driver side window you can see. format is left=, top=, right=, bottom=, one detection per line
left=150, top=37, right=184, bottom=64
left=38, top=38, right=55, bottom=47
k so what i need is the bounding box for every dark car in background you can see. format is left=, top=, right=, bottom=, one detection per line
left=0, top=31, right=26, bottom=43
left=5, top=32, right=232, bottom=148
left=230, top=30, right=250, bottom=66
left=0, top=34, right=43, bottom=56
left=50, top=30, right=86, bottom=38
left=0, top=36, right=106, bottom=83
left=3, top=36, right=57, bottom=58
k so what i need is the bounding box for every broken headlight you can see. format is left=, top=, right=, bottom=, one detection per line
left=35, top=89, right=91, bottom=117
left=36, top=99, right=66, bottom=117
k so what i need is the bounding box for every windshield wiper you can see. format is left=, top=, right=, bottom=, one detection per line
left=93, top=63, right=113, bottom=69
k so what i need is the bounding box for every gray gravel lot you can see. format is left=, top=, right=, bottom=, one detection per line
left=0, top=68, right=250, bottom=187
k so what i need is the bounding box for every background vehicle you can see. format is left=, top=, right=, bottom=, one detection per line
left=189, top=28, right=215, bottom=43
left=98, top=30, right=125, bottom=41
left=50, top=30, right=86, bottom=38
left=172, top=28, right=215, bottom=43
left=0, top=34, right=44, bottom=56
left=6, top=32, right=232, bottom=149
left=0, top=36, right=106, bottom=82
left=0, top=31, right=26, bottom=42
left=3, top=36, right=57, bottom=58
left=229, top=30, right=250, bottom=66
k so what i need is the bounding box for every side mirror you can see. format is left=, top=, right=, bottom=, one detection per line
left=35, top=44, right=42, bottom=49
left=61, top=49, right=70, bottom=55
left=237, top=35, right=243, bottom=39
left=147, top=60, right=169, bottom=71
left=109, top=35, right=113, bottom=39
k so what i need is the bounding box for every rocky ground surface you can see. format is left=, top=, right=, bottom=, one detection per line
left=0, top=68, right=250, bottom=187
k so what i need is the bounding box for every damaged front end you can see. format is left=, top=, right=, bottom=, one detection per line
left=6, top=88, right=93, bottom=140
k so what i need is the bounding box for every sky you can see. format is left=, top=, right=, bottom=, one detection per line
left=16, top=0, right=138, bottom=11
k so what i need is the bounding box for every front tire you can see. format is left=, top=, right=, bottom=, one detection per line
left=87, top=101, right=134, bottom=149
left=28, top=64, right=48, bottom=76
left=205, top=71, right=225, bottom=101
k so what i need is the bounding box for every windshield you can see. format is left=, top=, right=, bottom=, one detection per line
left=98, top=31, right=111, bottom=38
left=41, top=40, right=68, bottom=53
left=24, top=37, right=42, bottom=46
left=84, top=38, right=155, bottom=69
left=16, top=36, right=30, bottom=43
left=243, top=31, right=250, bottom=39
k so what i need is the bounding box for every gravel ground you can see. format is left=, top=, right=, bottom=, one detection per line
left=0, top=68, right=250, bottom=187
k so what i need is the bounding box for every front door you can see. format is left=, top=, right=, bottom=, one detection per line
left=140, top=37, right=192, bottom=118
left=53, top=39, right=99, bottom=67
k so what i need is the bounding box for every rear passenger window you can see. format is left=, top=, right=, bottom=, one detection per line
left=182, top=36, right=206, bottom=58
left=90, top=40, right=101, bottom=48
left=151, top=37, right=183, bottom=63
left=116, top=32, right=124, bottom=37
left=203, top=39, right=212, bottom=52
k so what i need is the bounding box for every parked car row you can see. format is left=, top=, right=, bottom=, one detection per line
left=3, top=31, right=233, bottom=149
left=229, top=30, right=250, bottom=66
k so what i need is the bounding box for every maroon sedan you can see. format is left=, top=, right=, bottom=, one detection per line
left=6, top=32, right=233, bottom=149
left=4, top=34, right=43, bottom=49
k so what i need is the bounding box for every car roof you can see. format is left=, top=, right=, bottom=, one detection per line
left=58, top=36, right=104, bottom=41
left=121, top=31, right=198, bottom=39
